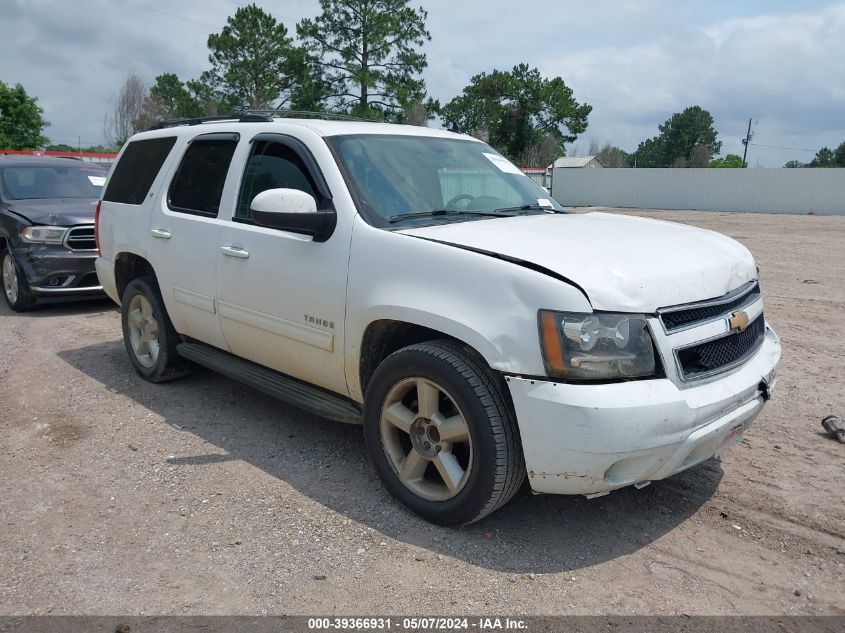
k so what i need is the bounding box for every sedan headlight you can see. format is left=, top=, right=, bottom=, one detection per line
left=20, top=226, right=68, bottom=244
left=539, top=310, right=656, bottom=380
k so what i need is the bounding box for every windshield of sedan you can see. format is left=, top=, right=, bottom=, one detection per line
left=327, top=134, right=563, bottom=226
left=1, top=165, right=106, bottom=200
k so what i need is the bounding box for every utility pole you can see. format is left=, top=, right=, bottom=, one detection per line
left=741, top=118, right=753, bottom=167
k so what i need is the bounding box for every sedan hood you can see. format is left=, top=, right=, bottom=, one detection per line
left=399, top=212, right=757, bottom=312
left=6, top=198, right=99, bottom=226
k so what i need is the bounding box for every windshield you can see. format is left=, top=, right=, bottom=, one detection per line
left=1, top=165, right=106, bottom=200
left=327, top=134, right=563, bottom=226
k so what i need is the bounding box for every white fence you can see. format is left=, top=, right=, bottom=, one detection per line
left=551, top=168, right=845, bottom=215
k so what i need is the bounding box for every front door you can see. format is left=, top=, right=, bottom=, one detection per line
left=216, top=133, right=351, bottom=396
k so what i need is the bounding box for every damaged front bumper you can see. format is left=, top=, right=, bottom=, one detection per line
left=507, top=325, right=781, bottom=496
left=14, top=243, right=102, bottom=296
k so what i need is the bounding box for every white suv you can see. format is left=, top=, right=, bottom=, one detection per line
left=95, top=114, right=781, bottom=525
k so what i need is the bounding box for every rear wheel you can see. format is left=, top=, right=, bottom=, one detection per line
left=1, top=248, right=36, bottom=312
left=121, top=276, right=191, bottom=382
left=364, top=340, right=525, bottom=526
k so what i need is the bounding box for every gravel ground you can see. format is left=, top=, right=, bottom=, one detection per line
left=1, top=208, right=843, bottom=616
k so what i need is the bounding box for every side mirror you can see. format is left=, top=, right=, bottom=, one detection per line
left=250, top=188, right=336, bottom=242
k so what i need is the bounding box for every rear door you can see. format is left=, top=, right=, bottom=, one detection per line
left=146, top=132, right=239, bottom=349
left=215, top=132, right=352, bottom=396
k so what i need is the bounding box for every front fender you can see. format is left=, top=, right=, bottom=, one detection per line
left=345, top=218, right=591, bottom=401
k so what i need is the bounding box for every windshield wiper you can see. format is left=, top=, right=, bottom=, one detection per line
left=388, top=209, right=504, bottom=223
left=493, top=204, right=565, bottom=214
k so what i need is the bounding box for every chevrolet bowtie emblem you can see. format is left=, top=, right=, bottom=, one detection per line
left=729, top=310, right=750, bottom=332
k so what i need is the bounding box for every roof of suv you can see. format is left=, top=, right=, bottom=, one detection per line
left=135, top=117, right=474, bottom=143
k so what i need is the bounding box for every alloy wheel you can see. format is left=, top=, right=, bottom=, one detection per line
left=127, top=294, right=160, bottom=368
left=2, top=254, right=18, bottom=305
left=379, top=377, right=473, bottom=501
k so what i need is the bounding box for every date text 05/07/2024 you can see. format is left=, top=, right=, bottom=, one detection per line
left=307, top=617, right=528, bottom=631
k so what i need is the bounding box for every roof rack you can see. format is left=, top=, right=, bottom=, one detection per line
left=147, top=115, right=245, bottom=130
left=147, top=109, right=381, bottom=131
left=245, top=109, right=379, bottom=123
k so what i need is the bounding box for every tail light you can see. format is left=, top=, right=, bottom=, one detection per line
left=94, top=200, right=102, bottom=251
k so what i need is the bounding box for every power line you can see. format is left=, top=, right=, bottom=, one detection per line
left=110, top=0, right=218, bottom=28
left=749, top=142, right=818, bottom=153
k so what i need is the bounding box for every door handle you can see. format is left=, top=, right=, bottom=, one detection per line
left=151, top=228, right=172, bottom=239
left=220, top=245, right=250, bottom=259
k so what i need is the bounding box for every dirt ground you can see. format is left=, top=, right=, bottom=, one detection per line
left=1, top=208, right=843, bottom=616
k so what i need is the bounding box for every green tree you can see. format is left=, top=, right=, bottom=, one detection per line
left=808, top=147, right=836, bottom=167
left=835, top=141, right=845, bottom=167
left=440, top=64, right=591, bottom=163
left=46, top=143, right=76, bottom=152
left=710, top=153, right=746, bottom=168
left=0, top=81, right=49, bottom=149
left=297, top=0, right=431, bottom=120
left=783, top=160, right=804, bottom=168
left=205, top=4, right=311, bottom=109
left=149, top=73, right=204, bottom=118
left=635, top=106, right=721, bottom=167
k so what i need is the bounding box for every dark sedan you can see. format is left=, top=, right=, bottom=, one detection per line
left=0, top=155, right=106, bottom=311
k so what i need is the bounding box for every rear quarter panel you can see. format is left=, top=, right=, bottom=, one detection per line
left=96, top=135, right=183, bottom=303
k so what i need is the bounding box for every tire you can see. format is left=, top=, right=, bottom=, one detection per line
left=120, top=275, right=191, bottom=382
left=1, top=247, right=37, bottom=312
left=364, top=340, right=525, bottom=526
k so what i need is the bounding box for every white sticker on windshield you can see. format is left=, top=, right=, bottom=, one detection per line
left=88, top=175, right=106, bottom=186
left=537, top=198, right=554, bottom=208
left=482, top=152, right=523, bottom=175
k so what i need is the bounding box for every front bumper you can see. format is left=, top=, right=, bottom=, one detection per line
left=15, top=244, right=102, bottom=296
left=507, top=325, right=781, bottom=495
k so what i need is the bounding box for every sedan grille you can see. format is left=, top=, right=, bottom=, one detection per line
left=660, top=282, right=760, bottom=332
left=676, top=314, right=766, bottom=380
left=64, top=225, right=96, bottom=251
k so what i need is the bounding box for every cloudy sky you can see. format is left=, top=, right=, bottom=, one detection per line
left=1, top=0, right=843, bottom=166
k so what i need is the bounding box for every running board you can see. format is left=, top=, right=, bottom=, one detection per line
left=176, top=342, right=362, bottom=424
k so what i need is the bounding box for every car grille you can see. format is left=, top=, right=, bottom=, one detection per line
left=660, top=282, right=760, bottom=331
left=676, top=314, right=766, bottom=380
left=64, top=225, right=96, bottom=251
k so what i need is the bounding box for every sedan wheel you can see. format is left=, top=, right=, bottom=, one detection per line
left=380, top=377, right=473, bottom=501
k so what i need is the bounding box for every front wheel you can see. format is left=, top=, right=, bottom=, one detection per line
left=1, top=247, right=36, bottom=312
left=364, top=340, right=525, bottom=526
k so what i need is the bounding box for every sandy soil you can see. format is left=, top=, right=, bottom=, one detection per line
left=0, top=209, right=843, bottom=616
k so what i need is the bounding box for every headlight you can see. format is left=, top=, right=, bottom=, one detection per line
left=538, top=310, right=656, bottom=380
left=20, top=226, right=68, bottom=244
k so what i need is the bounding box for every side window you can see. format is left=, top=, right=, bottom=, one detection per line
left=168, top=136, right=238, bottom=218
left=103, top=137, right=176, bottom=205
left=236, top=140, right=325, bottom=219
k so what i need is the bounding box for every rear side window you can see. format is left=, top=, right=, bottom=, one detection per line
left=103, top=137, right=177, bottom=204
left=168, top=136, right=238, bottom=218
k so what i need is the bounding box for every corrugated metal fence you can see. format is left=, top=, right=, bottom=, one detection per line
left=551, top=168, right=845, bottom=215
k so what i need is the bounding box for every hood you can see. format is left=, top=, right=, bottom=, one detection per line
left=399, top=212, right=757, bottom=312
left=5, top=198, right=99, bottom=226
